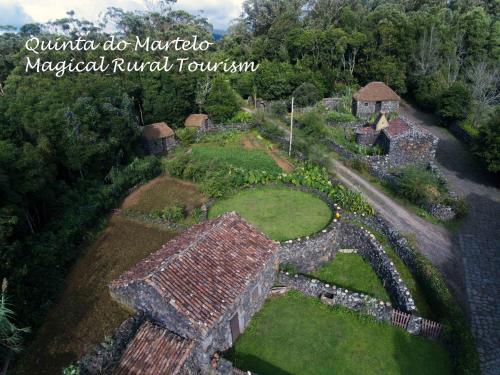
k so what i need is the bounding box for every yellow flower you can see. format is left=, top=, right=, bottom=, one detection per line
left=335, top=212, right=341, bottom=219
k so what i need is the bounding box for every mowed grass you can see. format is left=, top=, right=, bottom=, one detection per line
left=18, top=216, right=176, bottom=375
left=191, top=145, right=282, bottom=173
left=208, top=187, right=332, bottom=241
left=227, top=292, right=452, bottom=375
left=310, top=253, right=390, bottom=301
left=121, top=176, right=205, bottom=214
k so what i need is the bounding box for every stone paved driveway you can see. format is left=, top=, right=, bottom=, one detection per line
left=400, top=101, right=500, bottom=375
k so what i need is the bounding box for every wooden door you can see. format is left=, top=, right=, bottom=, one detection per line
left=230, top=313, right=240, bottom=344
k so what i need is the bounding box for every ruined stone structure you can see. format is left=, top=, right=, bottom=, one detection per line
left=142, top=122, right=177, bottom=155
left=352, top=81, right=400, bottom=118
left=355, top=115, right=439, bottom=166
left=108, top=212, right=279, bottom=373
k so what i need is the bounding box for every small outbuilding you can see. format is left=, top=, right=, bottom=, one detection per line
left=184, top=114, right=212, bottom=131
left=355, top=114, right=438, bottom=165
left=352, top=82, right=400, bottom=118
left=109, top=212, right=279, bottom=371
left=142, top=122, right=177, bottom=155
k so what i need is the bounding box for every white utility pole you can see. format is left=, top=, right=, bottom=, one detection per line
left=289, top=96, right=294, bottom=157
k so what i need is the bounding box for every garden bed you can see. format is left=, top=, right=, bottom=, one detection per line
left=226, top=291, right=452, bottom=375
left=208, top=187, right=332, bottom=241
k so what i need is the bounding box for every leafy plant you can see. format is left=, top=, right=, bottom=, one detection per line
left=175, top=128, right=198, bottom=146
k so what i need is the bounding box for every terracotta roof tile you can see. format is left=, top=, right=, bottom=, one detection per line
left=142, top=123, right=174, bottom=140
left=353, top=82, right=400, bottom=102
left=383, top=118, right=412, bottom=138
left=184, top=114, right=208, bottom=128
left=113, top=321, right=194, bottom=375
left=110, top=212, right=278, bottom=332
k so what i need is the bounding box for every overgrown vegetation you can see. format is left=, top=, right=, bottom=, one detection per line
left=389, top=166, right=467, bottom=218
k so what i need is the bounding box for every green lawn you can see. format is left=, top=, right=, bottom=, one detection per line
left=191, top=145, right=282, bottom=173
left=227, top=292, right=452, bottom=375
left=310, top=253, right=390, bottom=301
left=208, top=187, right=332, bottom=241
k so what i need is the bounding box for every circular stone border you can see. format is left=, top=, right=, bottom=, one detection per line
left=202, top=183, right=337, bottom=240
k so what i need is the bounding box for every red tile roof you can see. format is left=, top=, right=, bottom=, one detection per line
left=353, top=82, right=401, bottom=102
left=355, top=124, right=377, bottom=135
left=142, top=122, right=174, bottom=140
left=110, top=212, right=278, bottom=332
left=184, top=114, right=208, bottom=128
left=383, top=118, right=412, bottom=138
left=113, top=321, right=194, bottom=375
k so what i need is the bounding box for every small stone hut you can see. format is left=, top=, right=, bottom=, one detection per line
left=142, top=122, right=176, bottom=155
left=113, top=321, right=198, bottom=374
left=352, top=82, right=400, bottom=118
left=184, top=114, right=212, bottom=131
left=109, top=212, right=279, bottom=371
left=355, top=114, right=438, bottom=165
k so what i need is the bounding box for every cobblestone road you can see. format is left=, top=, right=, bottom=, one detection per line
left=400, top=101, right=500, bottom=375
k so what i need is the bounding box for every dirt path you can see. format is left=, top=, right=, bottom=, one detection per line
left=242, top=134, right=294, bottom=172
left=328, top=159, right=465, bottom=300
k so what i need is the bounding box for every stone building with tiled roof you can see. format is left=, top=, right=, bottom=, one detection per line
left=141, top=122, right=177, bottom=155
left=355, top=114, right=438, bottom=166
left=109, top=212, right=280, bottom=373
left=113, top=321, right=196, bottom=375
left=352, top=82, right=401, bottom=118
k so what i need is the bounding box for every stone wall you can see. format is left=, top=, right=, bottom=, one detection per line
left=353, top=100, right=376, bottom=118
left=385, top=129, right=438, bottom=166
left=449, top=121, right=474, bottom=146
left=144, top=136, right=178, bottom=155
left=381, top=100, right=399, bottom=113
left=77, top=313, right=145, bottom=375
left=336, top=221, right=417, bottom=313
left=277, top=273, right=425, bottom=335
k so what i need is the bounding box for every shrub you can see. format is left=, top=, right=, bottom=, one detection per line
left=270, top=101, right=288, bottom=117
left=325, top=111, right=357, bottom=123
left=227, top=110, right=252, bottom=124
left=392, top=166, right=446, bottom=207
left=205, top=76, right=240, bottom=123
left=473, top=107, right=500, bottom=173
left=437, top=82, right=472, bottom=123
left=152, top=204, right=186, bottom=222
left=292, top=82, right=321, bottom=107
left=175, top=128, right=197, bottom=146
left=348, top=159, right=369, bottom=174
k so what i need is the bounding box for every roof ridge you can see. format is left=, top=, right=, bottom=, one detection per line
left=146, top=213, right=238, bottom=281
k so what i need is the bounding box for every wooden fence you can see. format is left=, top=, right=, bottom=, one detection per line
left=420, top=318, right=443, bottom=338
left=391, top=309, right=412, bottom=329
left=391, top=309, right=442, bottom=338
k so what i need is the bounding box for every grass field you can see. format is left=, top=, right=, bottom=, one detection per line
left=310, top=253, right=390, bottom=301
left=18, top=216, right=177, bottom=375
left=121, top=176, right=205, bottom=214
left=191, top=145, right=282, bottom=173
left=226, top=292, right=452, bottom=375
left=208, top=187, right=332, bottom=241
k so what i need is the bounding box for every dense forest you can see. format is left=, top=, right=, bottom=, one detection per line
left=0, top=0, right=498, bottom=360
